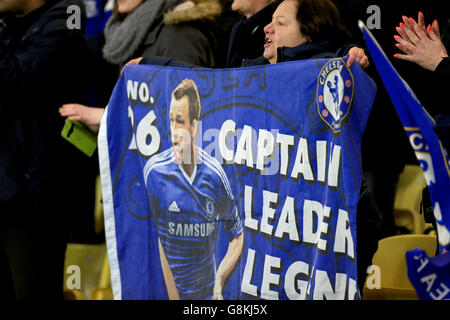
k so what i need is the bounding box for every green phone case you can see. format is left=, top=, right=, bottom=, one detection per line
left=61, top=120, right=97, bottom=157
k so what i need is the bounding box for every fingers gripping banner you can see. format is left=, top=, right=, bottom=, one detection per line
left=98, top=59, right=376, bottom=300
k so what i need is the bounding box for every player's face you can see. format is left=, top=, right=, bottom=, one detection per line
left=170, top=95, right=195, bottom=164
left=117, top=0, right=143, bottom=14
left=263, top=0, right=308, bottom=64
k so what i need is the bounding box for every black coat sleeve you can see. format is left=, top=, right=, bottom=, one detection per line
left=141, top=24, right=215, bottom=68
left=139, top=56, right=198, bottom=68
left=0, top=4, right=87, bottom=107
left=434, top=57, right=450, bottom=81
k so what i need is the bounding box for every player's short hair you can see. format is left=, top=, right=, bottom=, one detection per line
left=172, top=79, right=201, bottom=124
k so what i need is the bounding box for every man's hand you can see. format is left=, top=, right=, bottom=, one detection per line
left=59, top=104, right=104, bottom=133
left=347, top=47, right=370, bottom=69
left=212, top=282, right=224, bottom=300
left=394, top=13, right=448, bottom=71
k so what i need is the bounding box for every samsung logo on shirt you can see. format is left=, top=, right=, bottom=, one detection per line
left=168, top=222, right=216, bottom=238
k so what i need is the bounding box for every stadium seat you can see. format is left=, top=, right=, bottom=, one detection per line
left=91, top=288, right=114, bottom=300
left=94, top=175, right=105, bottom=236
left=64, top=243, right=108, bottom=300
left=98, top=249, right=112, bottom=289
left=89, top=249, right=113, bottom=300
left=362, top=234, right=437, bottom=300
left=393, top=165, right=431, bottom=234
left=63, top=289, right=85, bottom=300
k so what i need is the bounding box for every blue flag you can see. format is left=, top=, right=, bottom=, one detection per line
left=98, top=58, right=376, bottom=300
left=359, top=21, right=450, bottom=299
left=83, top=0, right=112, bottom=37
left=406, top=249, right=450, bottom=300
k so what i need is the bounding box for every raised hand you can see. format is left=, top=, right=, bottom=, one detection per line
left=394, top=13, right=448, bottom=71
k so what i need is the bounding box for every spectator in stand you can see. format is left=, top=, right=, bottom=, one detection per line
left=394, top=12, right=449, bottom=253
left=330, top=1, right=448, bottom=239
left=394, top=12, right=449, bottom=146
left=0, top=0, right=88, bottom=300
left=60, top=0, right=220, bottom=132
left=83, top=0, right=116, bottom=110
left=226, top=0, right=277, bottom=67
left=394, top=12, right=449, bottom=81
left=243, top=0, right=369, bottom=68
left=63, top=0, right=116, bottom=244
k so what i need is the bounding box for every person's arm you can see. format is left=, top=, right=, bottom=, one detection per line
left=59, top=104, right=104, bottom=133
left=394, top=14, right=448, bottom=71
left=158, top=238, right=180, bottom=300
left=213, top=232, right=244, bottom=300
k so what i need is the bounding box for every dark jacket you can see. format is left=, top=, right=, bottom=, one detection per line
left=432, top=58, right=450, bottom=153
left=0, top=0, right=88, bottom=202
left=425, top=57, right=450, bottom=116
left=243, top=40, right=356, bottom=66
left=329, top=0, right=449, bottom=179
left=140, top=56, right=199, bottom=68
left=141, top=0, right=220, bottom=67
left=435, top=57, right=450, bottom=81
left=226, top=3, right=276, bottom=68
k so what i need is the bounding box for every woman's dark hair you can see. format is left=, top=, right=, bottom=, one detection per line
left=278, top=0, right=352, bottom=43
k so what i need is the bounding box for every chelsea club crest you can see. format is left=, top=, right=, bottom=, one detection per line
left=316, top=58, right=354, bottom=133
left=205, top=198, right=215, bottom=218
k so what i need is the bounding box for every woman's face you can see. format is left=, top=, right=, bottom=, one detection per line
left=263, top=0, right=309, bottom=64
left=117, top=0, right=144, bottom=14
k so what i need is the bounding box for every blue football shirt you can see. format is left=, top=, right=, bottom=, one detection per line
left=143, top=147, right=243, bottom=299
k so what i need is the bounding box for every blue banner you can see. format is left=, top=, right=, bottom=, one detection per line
left=98, top=59, right=376, bottom=300
left=83, top=0, right=112, bottom=37
left=406, top=249, right=450, bottom=300
left=360, top=21, right=450, bottom=300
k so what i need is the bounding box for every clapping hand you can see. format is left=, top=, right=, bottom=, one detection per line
left=394, top=12, right=448, bottom=71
